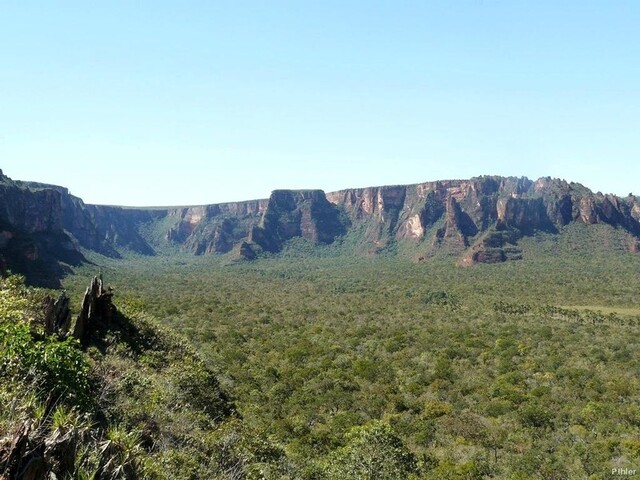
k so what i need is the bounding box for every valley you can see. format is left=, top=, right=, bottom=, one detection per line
left=60, top=231, right=640, bottom=479
left=2, top=171, right=640, bottom=478
left=4, top=2, right=639, bottom=476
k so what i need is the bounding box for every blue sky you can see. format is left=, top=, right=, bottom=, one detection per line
left=1, top=1, right=639, bottom=206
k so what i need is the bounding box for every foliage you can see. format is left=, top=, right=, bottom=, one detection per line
left=424, top=290, right=460, bottom=309
left=0, top=276, right=90, bottom=405
left=325, top=420, right=417, bottom=479
left=0, top=274, right=289, bottom=479
left=56, top=231, right=640, bottom=478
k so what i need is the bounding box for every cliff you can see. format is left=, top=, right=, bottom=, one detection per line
left=0, top=172, right=84, bottom=286
left=327, top=176, right=640, bottom=263
left=2, top=171, right=640, bottom=285
left=165, top=199, right=267, bottom=255
left=246, top=189, right=346, bottom=256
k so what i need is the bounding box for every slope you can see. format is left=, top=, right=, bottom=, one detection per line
left=0, top=274, right=290, bottom=479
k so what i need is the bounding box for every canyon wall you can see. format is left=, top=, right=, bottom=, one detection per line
left=2, top=170, right=639, bottom=285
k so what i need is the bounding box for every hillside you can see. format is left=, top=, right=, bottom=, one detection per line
left=0, top=274, right=290, bottom=479
left=1, top=170, right=639, bottom=286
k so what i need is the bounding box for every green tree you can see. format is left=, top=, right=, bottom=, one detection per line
left=325, top=420, right=417, bottom=479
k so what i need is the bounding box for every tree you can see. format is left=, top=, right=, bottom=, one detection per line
left=325, top=420, right=417, bottom=479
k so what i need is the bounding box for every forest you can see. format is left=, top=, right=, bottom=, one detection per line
left=50, top=223, right=640, bottom=479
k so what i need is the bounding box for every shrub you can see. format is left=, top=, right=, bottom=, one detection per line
left=325, top=420, right=417, bottom=479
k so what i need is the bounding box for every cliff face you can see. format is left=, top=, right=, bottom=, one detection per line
left=246, top=190, right=346, bottom=255
left=326, top=176, right=640, bottom=263
left=2, top=171, right=640, bottom=286
left=16, top=181, right=165, bottom=258
left=165, top=200, right=267, bottom=255
left=0, top=173, right=84, bottom=287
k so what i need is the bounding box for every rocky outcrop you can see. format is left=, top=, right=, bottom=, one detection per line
left=73, top=275, right=115, bottom=346
left=432, top=195, right=479, bottom=249
left=42, top=293, right=72, bottom=337
left=165, top=200, right=267, bottom=254
left=327, top=176, right=640, bottom=263
left=15, top=180, right=164, bottom=258
left=246, top=190, right=346, bottom=255
left=0, top=172, right=85, bottom=287
left=496, top=197, right=555, bottom=233
left=2, top=170, right=640, bottom=282
left=460, top=230, right=523, bottom=265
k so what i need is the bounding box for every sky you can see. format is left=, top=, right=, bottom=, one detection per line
left=1, top=1, right=639, bottom=206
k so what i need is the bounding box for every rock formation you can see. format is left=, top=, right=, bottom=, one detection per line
left=0, top=171, right=85, bottom=287
left=1, top=170, right=639, bottom=284
left=42, top=293, right=72, bottom=337
left=73, top=275, right=115, bottom=346
left=245, top=189, right=346, bottom=256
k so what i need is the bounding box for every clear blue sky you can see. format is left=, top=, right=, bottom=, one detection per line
left=2, top=1, right=639, bottom=206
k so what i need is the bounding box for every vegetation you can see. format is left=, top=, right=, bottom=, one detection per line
left=0, top=275, right=289, bottom=479
left=56, top=225, right=640, bottom=479
left=3, top=221, right=640, bottom=478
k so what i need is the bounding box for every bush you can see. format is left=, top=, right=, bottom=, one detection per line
left=424, top=290, right=460, bottom=309
left=325, top=420, right=417, bottom=479
left=0, top=276, right=90, bottom=405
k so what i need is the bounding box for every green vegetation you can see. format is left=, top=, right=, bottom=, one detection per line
left=0, top=275, right=289, bottom=479
left=3, top=221, right=640, bottom=478
left=54, top=226, right=640, bottom=479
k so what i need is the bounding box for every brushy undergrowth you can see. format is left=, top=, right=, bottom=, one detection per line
left=61, top=231, right=640, bottom=478
left=0, top=275, right=292, bottom=479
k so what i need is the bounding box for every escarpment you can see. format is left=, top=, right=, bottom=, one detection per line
left=326, top=176, right=640, bottom=263
left=0, top=172, right=84, bottom=287
left=247, top=189, right=346, bottom=255
left=2, top=170, right=640, bottom=285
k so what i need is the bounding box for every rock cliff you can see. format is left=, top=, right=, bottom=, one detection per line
left=246, top=189, right=346, bottom=256
left=326, top=176, right=640, bottom=262
left=2, top=171, right=639, bottom=285
left=0, top=172, right=84, bottom=286
left=165, top=199, right=267, bottom=255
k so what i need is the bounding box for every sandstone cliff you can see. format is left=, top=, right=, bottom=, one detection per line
left=0, top=172, right=84, bottom=286
left=246, top=189, right=346, bottom=256
left=2, top=171, right=639, bottom=285
left=326, top=176, right=640, bottom=263
left=165, top=199, right=267, bottom=254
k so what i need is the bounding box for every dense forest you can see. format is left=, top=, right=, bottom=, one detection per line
left=40, top=223, right=640, bottom=479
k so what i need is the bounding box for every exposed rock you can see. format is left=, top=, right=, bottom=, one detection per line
left=331, top=176, right=640, bottom=264
left=0, top=178, right=85, bottom=287
left=579, top=196, right=599, bottom=224
left=73, top=275, right=115, bottom=346
left=249, top=189, right=346, bottom=253
left=432, top=197, right=471, bottom=249
left=496, top=197, right=555, bottom=233
left=42, top=292, right=72, bottom=336
left=403, top=214, right=424, bottom=239
left=544, top=194, right=574, bottom=227
left=460, top=230, right=522, bottom=265
left=165, top=200, right=268, bottom=255
left=3, top=172, right=640, bottom=276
